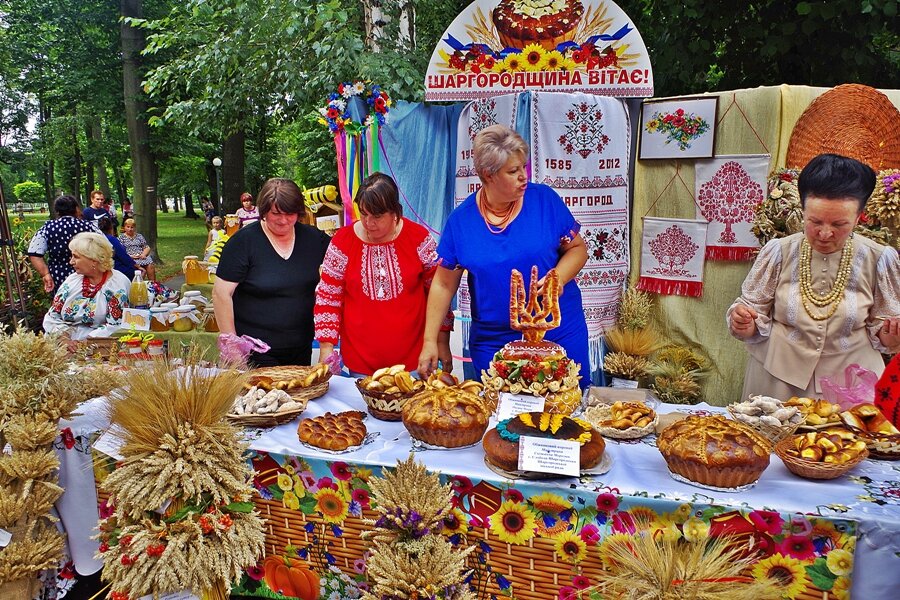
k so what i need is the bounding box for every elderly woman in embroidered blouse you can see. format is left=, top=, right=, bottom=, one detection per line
left=418, top=124, right=590, bottom=385
left=43, top=232, right=130, bottom=340
left=314, top=173, right=453, bottom=376
left=728, top=153, right=900, bottom=400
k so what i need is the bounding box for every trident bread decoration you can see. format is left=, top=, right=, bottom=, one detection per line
left=482, top=267, right=582, bottom=414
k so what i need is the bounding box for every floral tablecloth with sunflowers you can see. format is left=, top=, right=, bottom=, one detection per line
left=63, top=376, right=900, bottom=599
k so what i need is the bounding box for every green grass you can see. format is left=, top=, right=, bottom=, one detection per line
left=17, top=210, right=208, bottom=282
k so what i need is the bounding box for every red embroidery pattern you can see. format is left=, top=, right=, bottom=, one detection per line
left=697, top=160, right=764, bottom=244
left=648, top=225, right=699, bottom=277
left=361, top=244, right=403, bottom=301
left=468, top=98, right=499, bottom=140
left=558, top=102, right=611, bottom=158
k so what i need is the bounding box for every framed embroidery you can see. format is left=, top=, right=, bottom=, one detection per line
left=638, top=96, right=718, bottom=160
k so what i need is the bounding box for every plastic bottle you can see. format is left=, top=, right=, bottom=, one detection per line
left=129, top=270, right=150, bottom=309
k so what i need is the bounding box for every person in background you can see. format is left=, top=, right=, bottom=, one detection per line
left=201, top=196, right=216, bottom=230
left=97, top=216, right=136, bottom=280
left=214, top=178, right=331, bottom=367
left=82, top=190, right=112, bottom=223
left=118, top=218, right=156, bottom=281
left=103, top=196, right=119, bottom=235
left=42, top=231, right=130, bottom=340
left=418, top=124, right=590, bottom=387
left=122, top=197, right=133, bottom=221
left=27, top=195, right=98, bottom=293
left=314, top=173, right=453, bottom=376
left=204, top=215, right=226, bottom=260
left=236, top=192, right=260, bottom=228
left=728, top=153, right=900, bottom=399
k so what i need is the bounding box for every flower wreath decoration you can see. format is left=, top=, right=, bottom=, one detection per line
left=318, top=81, right=391, bottom=135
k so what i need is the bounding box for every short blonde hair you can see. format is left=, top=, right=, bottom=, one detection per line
left=123, top=218, right=136, bottom=227
left=69, top=232, right=114, bottom=272
left=473, top=124, right=529, bottom=179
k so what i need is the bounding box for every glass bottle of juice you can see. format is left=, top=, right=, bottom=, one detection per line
left=129, top=270, right=150, bottom=309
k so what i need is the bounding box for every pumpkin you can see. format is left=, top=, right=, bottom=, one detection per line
left=262, top=555, right=320, bottom=600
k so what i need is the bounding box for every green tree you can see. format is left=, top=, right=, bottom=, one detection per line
left=12, top=181, right=43, bottom=204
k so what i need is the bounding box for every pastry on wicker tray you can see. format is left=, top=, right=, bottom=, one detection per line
left=657, top=415, right=771, bottom=488
left=298, top=411, right=367, bottom=451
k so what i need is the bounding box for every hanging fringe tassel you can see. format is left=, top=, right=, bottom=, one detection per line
left=706, top=245, right=759, bottom=261
left=588, top=336, right=606, bottom=387
left=637, top=276, right=704, bottom=298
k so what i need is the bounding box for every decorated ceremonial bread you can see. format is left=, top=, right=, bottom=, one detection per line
left=483, top=412, right=605, bottom=472
left=482, top=267, right=582, bottom=414
left=356, top=364, right=426, bottom=420
left=492, top=0, right=584, bottom=50
left=657, top=415, right=771, bottom=488
left=298, top=410, right=367, bottom=451
left=402, top=386, right=491, bottom=448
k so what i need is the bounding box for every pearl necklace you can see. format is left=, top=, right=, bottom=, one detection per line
left=477, top=188, right=519, bottom=234
left=798, top=236, right=853, bottom=321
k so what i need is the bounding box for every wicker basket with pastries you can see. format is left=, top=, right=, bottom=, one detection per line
left=839, top=403, right=900, bottom=460
left=727, top=395, right=804, bottom=444
left=246, top=363, right=332, bottom=402
left=775, top=430, right=869, bottom=480
left=356, top=365, right=425, bottom=421
left=584, top=401, right=657, bottom=440
left=787, top=397, right=842, bottom=429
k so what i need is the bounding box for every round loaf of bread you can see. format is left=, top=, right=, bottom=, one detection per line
left=481, top=341, right=581, bottom=411
left=402, top=387, right=491, bottom=448
left=657, top=415, right=771, bottom=488
left=483, top=412, right=605, bottom=472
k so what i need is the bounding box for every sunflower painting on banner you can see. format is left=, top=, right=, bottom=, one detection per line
left=637, top=217, right=708, bottom=297
left=454, top=94, right=520, bottom=379
left=695, top=154, right=769, bottom=261
left=530, top=90, right=631, bottom=375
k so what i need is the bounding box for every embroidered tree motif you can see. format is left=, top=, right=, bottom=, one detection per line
left=557, top=102, right=610, bottom=158
left=697, top=161, right=764, bottom=243
left=468, top=98, right=498, bottom=140
left=648, top=225, right=699, bottom=277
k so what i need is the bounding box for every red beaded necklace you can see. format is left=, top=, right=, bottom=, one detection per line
left=477, top=188, right=520, bottom=234
left=82, top=271, right=109, bottom=299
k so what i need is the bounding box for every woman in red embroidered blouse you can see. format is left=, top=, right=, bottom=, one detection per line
left=314, top=173, right=453, bottom=375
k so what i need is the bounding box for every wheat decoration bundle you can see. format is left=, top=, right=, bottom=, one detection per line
left=591, top=516, right=781, bottom=600
left=0, top=330, right=107, bottom=597
left=360, top=455, right=476, bottom=600
left=603, top=352, right=651, bottom=381
left=97, top=356, right=265, bottom=600
left=648, top=346, right=708, bottom=405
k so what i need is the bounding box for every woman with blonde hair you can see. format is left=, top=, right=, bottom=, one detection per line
left=43, top=231, right=130, bottom=340
left=418, top=124, right=590, bottom=385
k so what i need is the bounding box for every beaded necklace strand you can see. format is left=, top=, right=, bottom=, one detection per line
left=798, top=236, right=853, bottom=321
left=477, top=188, right=520, bottom=234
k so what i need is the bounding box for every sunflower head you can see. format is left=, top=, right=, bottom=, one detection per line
left=751, top=553, right=810, bottom=599
left=554, top=530, right=588, bottom=564
left=314, top=487, right=349, bottom=524
left=490, top=499, right=536, bottom=545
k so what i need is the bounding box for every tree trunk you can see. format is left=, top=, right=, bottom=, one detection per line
left=184, top=190, right=199, bottom=218
left=113, top=165, right=128, bottom=207
left=172, top=196, right=180, bottom=212
left=92, top=118, right=111, bottom=199
left=362, top=0, right=387, bottom=51
left=72, top=125, right=83, bottom=202
left=39, top=96, right=53, bottom=208
left=221, top=129, right=245, bottom=214
left=205, top=163, right=219, bottom=215
left=84, top=122, right=95, bottom=194
left=121, top=0, right=159, bottom=258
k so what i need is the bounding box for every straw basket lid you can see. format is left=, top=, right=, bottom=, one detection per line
left=786, top=83, right=900, bottom=171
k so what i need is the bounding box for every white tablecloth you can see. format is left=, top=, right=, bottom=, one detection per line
left=57, top=376, right=900, bottom=596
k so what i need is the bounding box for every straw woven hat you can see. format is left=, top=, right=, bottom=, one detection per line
left=786, top=83, right=900, bottom=171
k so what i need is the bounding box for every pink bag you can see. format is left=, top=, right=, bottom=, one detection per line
left=820, top=364, right=879, bottom=410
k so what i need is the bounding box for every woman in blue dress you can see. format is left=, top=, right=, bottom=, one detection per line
left=418, top=124, right=590, bottom=388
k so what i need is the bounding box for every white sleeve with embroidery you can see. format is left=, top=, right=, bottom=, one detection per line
left=726, top=239, right=782, bottom=343
left=314, top=243, right=349, bottom=344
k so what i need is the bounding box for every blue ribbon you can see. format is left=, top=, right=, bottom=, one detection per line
left=586, top=23, right=633, bottom=45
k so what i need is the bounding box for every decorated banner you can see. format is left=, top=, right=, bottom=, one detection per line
left=530, top=91, right=630, bottom=371
left=637, top=217, right=708, bottom=297
left=425, top=0, right=653, bottom=101
left=695, top=154, right=769, bottom=260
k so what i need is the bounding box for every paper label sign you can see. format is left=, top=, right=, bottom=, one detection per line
left=0, top=527, right=11, bottom=548
left=518, top=436, right=581, bottom=477
left=496, top=393, right=545, bottom=422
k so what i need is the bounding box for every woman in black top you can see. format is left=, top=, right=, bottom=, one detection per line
left=213, top=178, right=331, bottom=366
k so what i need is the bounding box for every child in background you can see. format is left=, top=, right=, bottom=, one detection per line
left=204, top=216, right=225, bottom=260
